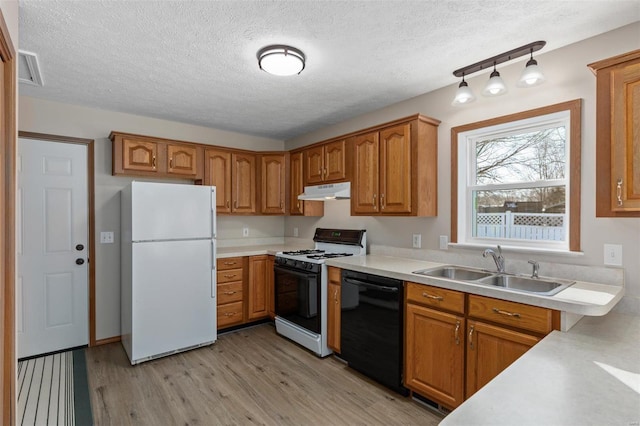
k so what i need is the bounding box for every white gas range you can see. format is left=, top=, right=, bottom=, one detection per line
left=273, top=228, right=366, bottom=357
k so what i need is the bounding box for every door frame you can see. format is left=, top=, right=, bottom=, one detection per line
left=0, top=8, right=16, bottom=425
left=18, top=131, right=96, bottom=348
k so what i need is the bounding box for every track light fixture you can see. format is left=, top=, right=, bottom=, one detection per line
left=452, top=41, right=546, bottom=105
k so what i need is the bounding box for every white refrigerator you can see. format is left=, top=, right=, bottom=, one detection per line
left=121, top=181, right=217, bottom=365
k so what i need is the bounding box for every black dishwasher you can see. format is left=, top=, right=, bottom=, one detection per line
left=339, top=269, right=407, bottom=395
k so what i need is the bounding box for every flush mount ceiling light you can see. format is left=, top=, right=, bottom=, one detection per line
left=451, top=74, right=476, bottom=106
left=257, top=45, right=305, bottom=76
left=452, top=41, right=546, bottom=105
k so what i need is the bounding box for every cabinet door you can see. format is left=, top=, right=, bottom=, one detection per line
left=305, top=145, right=325, bottom=184
left=122, top=137, right=158, bottom=173
left=405, top=303, right=465, bottom=409
left=327, top=267, right=341, bottom=352
left=204, top=149, right=232, bottom=213
left=167, top=143, right=198, bottom=177
left=352, top=132, right=380, bottom=214
left=232, top=153, right=256, bottom=214
left=248, top=255, right=268, bottom=320
left=380, top=123, right=412, bottom=214
left=611, top=61, right=640, bottom=211
left=324, top=139, right=347, bottom=182
left=466, top=320, right=540, bottom=399
left=260, top=154, right=285, bottom=214
left=266, top=256, right=275, bottom=320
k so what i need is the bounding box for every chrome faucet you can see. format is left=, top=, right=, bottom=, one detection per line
left=483, top=245, right=505, bottom=273
left=528, top=260, right=540, bottom=278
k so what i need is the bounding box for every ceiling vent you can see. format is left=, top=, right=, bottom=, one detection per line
left=18, top=50, right=44, bottom=86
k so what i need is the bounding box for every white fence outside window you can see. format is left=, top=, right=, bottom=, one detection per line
left=475, top=212, right=565, bottom=241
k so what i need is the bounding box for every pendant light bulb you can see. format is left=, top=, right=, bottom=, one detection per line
left=451, top=75, right=476, bottom=106
left=517, top=51, right=545, bottom=87
left=482, top=64, right=507, bottom=96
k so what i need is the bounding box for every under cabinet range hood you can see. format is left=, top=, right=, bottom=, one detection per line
left=298, top=182, right=351, bottom=201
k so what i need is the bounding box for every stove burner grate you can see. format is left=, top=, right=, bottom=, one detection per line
left=306, top=253, right=355, bottom=260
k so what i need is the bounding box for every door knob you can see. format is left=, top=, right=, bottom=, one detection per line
left=75, top=244, right=84, bottom=251
left=75, top=258, right=85, bottom=265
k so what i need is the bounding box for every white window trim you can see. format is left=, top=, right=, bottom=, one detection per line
left=456, top=110, right=572, bottom=252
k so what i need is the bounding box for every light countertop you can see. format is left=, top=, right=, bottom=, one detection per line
left=440, top=312, right=640, bottom=425
left=325, top=255, right=624, bottom=317
left=216, top=244, right=312, bottom=259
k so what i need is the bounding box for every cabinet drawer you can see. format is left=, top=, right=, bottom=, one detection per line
left=217, top=282, right=243, bottom=304
left=217, top=268, right=243, bottom=284
left=217, top=301, right=243, bottom=328
left=406, top=282, right=465, bottom=314
left=217, top=257, right=244, bottom=270
left=468, top=295, right=553, bottom=335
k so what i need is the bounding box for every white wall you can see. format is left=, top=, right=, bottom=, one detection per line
left=18, top=97, right=285, bottom=339
left=285, top=23, right=640, bottom=314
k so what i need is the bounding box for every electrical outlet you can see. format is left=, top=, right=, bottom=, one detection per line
left=603, top=244, right=622, bottom=266
left=293, top=227, right=299, bottom=237
left=100, top=231, right=114, bottom=244
left=242, top=227, right=249, bottom=237
left=412, top=234, right=422, bottom=249
left=439, top=235, right=449, bottom=250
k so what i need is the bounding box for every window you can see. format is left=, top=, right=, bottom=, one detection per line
left=451, top=100, right=582, bottom=252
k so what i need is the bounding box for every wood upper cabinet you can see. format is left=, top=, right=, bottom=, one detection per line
left=351, top=115, right=439, bottom=216
left=204, top=148, right=232, bottom=213
left=465, top=319, right=539, bottom=399
left=589, top=50, right=640, bottom=216
left=111, top=132, right=202, bottom=179
left=289, top=151, right=324, bottom=216
left=248, top=255, right=269, bottom=321
left=232, top=152, right=257, bottom=214
left=327, top=267, right=341, bottom=353
left=304, top=139, right=348, bottom=185
left=259, top=154, right=286, bottom=215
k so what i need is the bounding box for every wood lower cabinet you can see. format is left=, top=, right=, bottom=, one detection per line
left=217, top=257, right=245, bottom=329
left=589, top=49, right=640, bottom=216
left=266, top=255, right=275, bottom=320
left=465, top=319, right=539, bottom=398
left=111, top=132, right=202, bottom=179
left=289, top=151, right=323, bottom=216
left=259, top=154, right=286, bottom=215
left=405, top=283, right=465, bottom=408
left=327, top=267, right=341, bottom=353
left=404, top=282, right=558, bottom=409
left=352, top=115, right=439, bottom=216
left=304, top=139, right=348, bottom=185
left=248, top=255, right=269, bottom=320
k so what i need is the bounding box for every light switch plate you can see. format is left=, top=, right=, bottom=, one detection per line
left=439, top=235, right=449, bottom=250
left=603, top=244, right=622, bottom=266
left=100, top=231, right=114, bottom=244
left=293, top=227, right=299, bottom=237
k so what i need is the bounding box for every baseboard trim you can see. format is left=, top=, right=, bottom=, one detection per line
left=94, top=335, right=121, bottom=346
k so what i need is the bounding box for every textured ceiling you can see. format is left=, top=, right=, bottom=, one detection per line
left=18, top=1, right=640, bottom=141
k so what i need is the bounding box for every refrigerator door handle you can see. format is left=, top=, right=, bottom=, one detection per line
left=211, top=187, right=217, bottom=238
left=211, top=239, right=216, bottom=299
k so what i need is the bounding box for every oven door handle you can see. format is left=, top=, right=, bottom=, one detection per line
left=343, top=278, right=399, bottom=293
left=274, top=264, right=317, bottom=280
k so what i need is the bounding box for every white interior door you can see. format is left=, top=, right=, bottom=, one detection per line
left=17, top=138, right=89, bottom=358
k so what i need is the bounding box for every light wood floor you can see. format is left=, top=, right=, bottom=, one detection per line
left=86, top=324, right=443, bottom=425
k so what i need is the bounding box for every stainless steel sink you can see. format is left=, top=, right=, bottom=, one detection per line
left=476, top=274, right=575, bottom=296
left=412, top=266, right=494, bottom=281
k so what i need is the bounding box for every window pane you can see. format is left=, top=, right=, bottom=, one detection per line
left=475, top=126, right=566, bottom=185
left=473, top=187, right=566, bottom=242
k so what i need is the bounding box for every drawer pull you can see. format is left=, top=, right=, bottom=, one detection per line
left=422, top=292, right=444, bottom=301
left=333, top=288, right=339, bottom=303
left=223, top=291, right=237, bottom=295
left=169, top=158, right=173, bottom=168
left=226, top=200, right=230, bottom=208
left=224, top=312, right=237, bottom=317
left=492, top=308, right=521, bottom=318
left=373, top=194, right=377, bottom=210
left=223, top=261, right=236, bottom=266
left=224, top=274, right=237, bottom=279
left=616, top=179, right=623, bottom=206
left=152, top=156, right=156, bottom=168
left=468, top=325, right=475, bottom=350
left=454, top=320, right=461, bottom=346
